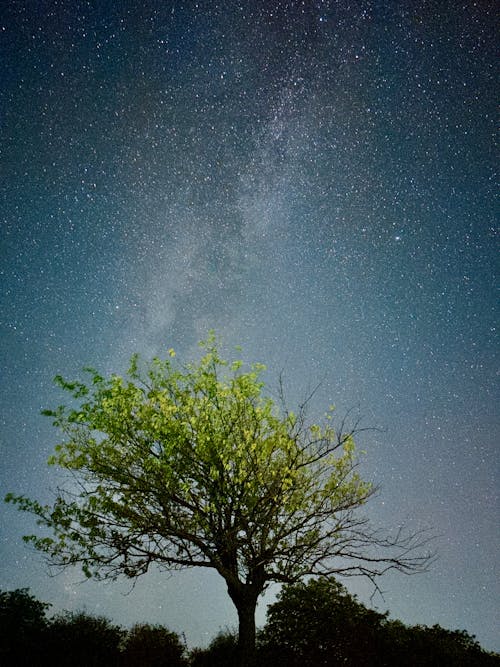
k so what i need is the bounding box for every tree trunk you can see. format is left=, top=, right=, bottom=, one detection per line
left=236, top=597, right=257, bottom=667
left=227, top=583, right=259, bottom=667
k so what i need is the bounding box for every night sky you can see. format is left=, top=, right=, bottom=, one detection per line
left=1, top=0, right=498, bottom=653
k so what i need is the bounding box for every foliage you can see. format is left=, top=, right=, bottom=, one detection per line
left=190, top=630, right=239, bottom=667
left=259, top=577, right=388, bottom=666
left=383, top=619, right=500, bottom=666
left=5, top=333, right=432, bottom=664
left=0, top=588, right=50, bottom=667
left=0, top=587, right=50, bottom=629
left=0, top=590, right=187, bottom=667
left=260, top=577, right=500, bottom=667
left=47, top=610, right=123, bottom=667
left=6, top=334, right=375, bottom=582
left=121, top=623, right=188, bottom=667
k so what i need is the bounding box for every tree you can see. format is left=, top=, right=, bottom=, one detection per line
left=383, top=620, right=500, bottom=666
left=0, top=588, right=50, bottom=667
left=47, top=610, right=123, bottom=667
left=259, top=577, right=388, bottom=666
left=190, top=630, right=239, bottom=667
left=121, top=623, right=187, bottom=667
left=6, top=333, right=432, bottom=666
left=259, top=578, right=500, bottom=667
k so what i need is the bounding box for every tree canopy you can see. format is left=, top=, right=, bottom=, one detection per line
left=0, top=588, right=51, bottom=667
left=6, top=333, right=432, bottom=665
left=260, top=578, right=499, bottom=667
left=121, top=623, right=188, bottom=667
left=47, top=611, right=123, bottom=667
left=260, top=577, right=388, bottom=666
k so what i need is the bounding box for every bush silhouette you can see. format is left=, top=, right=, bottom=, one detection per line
left=47, top=610, right=123, bottom=667
left=190, top=630, right=239, bottom=667
left=121, top=623, right=187, bottom=666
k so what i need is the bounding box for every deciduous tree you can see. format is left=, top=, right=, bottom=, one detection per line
left=0, top=588, right=50, bottom=667
left=121, top=623, right=187, bottom=667
left=47, top=611, right=123, bottom=667
left=259, top=577, right=388, bottom=666
left=6, top=334, right=432, bottom=666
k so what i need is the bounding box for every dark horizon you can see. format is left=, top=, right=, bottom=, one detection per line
left=1, top=581, right=498, bottom=666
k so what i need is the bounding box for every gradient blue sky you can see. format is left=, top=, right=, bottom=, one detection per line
left=1, top=0, right=498, bottom=652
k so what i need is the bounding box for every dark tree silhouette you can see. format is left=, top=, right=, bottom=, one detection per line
left=47, top=610, right=123, bottom=667
left=121, top=623, right=187, bottom=667
left=259, top=577, right=388, bottom=666
left=0, top=588, right=50, bottom=667
left=260, top=577, right=500, bottom=666
left=383, top=620, right=500, bottom=666
left=190, top=630, right=239, bottom=667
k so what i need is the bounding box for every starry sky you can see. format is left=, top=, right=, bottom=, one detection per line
left=1, top=0, right=498, bottom=653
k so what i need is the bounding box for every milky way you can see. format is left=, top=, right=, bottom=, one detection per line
left=1, top=0, right=498, bottom=651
